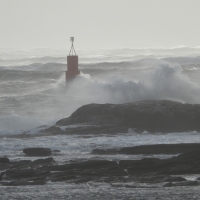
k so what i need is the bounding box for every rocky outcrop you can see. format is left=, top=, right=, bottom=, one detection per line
left=54, top=100, right=200, bottom=134
left=92, top=143, right=200, bottom=155
left=44, top=126, right=62, bottom=134
left=31, top=157, right=54, bottom=167
left=0, top=157, right=10, bottom=164
left=1, top=146, right=200, bottom=187
left=163, top=181, right=199, bottom=187
left=23, top=148, right=51, bottom=157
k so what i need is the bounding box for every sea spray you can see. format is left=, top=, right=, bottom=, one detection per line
left=66, top=60, right=200, bottom=104
left=0, top=50, right=200, bottom=133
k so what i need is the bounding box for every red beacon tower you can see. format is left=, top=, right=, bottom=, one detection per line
left=66, top=37, right=80, bottom=81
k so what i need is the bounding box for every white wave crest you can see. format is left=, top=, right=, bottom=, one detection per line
left=0, top=59, right=200, bottom=134
left=65, top=60, right=200, bottom=104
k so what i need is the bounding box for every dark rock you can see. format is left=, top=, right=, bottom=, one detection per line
left=27, top=176, right=47, bottom=182
left=56, top=117, right=72, bottom=126
left=117, top=150, right=200, bottom=176
left=49, top=174, right=77, bottom=182
left=44, top=126, right=62, bottom=133
left=50, top=164, right=73, bottom=171
left=111, top=183, right=137, bottom=188
left=101, top=166, right=126, bottom=176
left=163, top=176, right=186, bottom=182
left=72, top=160, right=117, bottom=169
left=136, top=175, right=186, bottom=184
left=0, top=164, right=9, bottom=170
left=0, top=157, right=10, bottom=163
left=51, top=160, right=117, bottom=171
left=163, top=182, right=172, bottom=187
left=6, top=169, right=36, bottom=179
left=2, top=142, right=200, bottom=186
left=92, top=143, right=200, bottom=155
left=119, top=158, right=160, bottom=168
left=35, top=170, right=51, bottom=177
left=163, top=181, right=199, bottom=187
left=31, top=157, right=54, bottom=166
left=2, top=179, right=45, bottom=186
left=23, top=148, right=51, bottom=156
left=169, top=164, right=193, bottom=175
left=55, top=100, right=200, bottom=133
left=125, top=158, right=164, bottom=175
left=27, top=171, right=50, bottom=182
left=56, top=124, right=127, bottom=135
left=0, top=158, right=10, bottom=171
left=175, top=150, right=200, bottom=163
left=10, top=160, right=31, bottom=169
left=74, top=177, right=93, bottom=184
left=78, top=166, right=126, bottom=177
left=111, top=183, right=158, bottom=188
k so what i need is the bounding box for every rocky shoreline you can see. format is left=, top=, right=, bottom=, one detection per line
left=92, top=143, right=200, bottom=155
left=1, top=100, right=200, bottom=188
left=1, top=144, right=200, bottom=188
left=44, top=100, right=200, bottom=135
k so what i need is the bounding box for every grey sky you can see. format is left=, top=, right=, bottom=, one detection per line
left=0, top=0, right=200, bottom=49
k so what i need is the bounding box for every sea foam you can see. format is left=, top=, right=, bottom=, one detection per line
left=0, top=56, right=200, bottom=134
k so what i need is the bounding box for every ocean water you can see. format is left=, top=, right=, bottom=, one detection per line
left=0, top=47, right=200, bottom=199
left=0, top=184, right=200, bottom=200
left=1, top=47, right=200, bottom=133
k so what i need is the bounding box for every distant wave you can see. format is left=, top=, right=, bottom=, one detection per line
left=0, top=58, right=199, bottom=93
left=0, top=57, right=67, bottom=67
left=66, top=61, right=200, bottom=105
left=111, top=45, right=200, bottom=50
left=0, top=115, right=52, bottom=134
left=1, top=46, right=200, bottom=67
left=0, top=62, right=65, bottom=72
left=163, top=56, right=200, bottom=65
left=1, top=54, right=200, bottom=69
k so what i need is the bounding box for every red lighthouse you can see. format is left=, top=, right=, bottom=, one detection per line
left=66, top=37, right=80, bottom=81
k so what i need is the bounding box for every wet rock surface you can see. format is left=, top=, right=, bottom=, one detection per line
left=49, top=100, right=200, bottom=134
left=0, top=157, right=10, bottom=164
left=92, top=143, right=200, bottom=155
left=1, top=145, right=200, bottom=187
left=163, top=181, right=199, bottom=187
left=23, top=148, right=51, bottom=156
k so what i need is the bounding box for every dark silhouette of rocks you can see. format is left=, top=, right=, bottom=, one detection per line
left=92, top=143, right=200, bottom=155
left=0, top=157, right=10, bottom=164
left=2, top=179, right=45, bottom=186
left=163, top=181, right=199, bottom=187
left=23, top=148, right=51, bottom=156
left=31, top=157, right=54, bottom=167
left=44, top=126, right=62, bottom=134
left=2, top=100, right=200, bottom=187
left=53, top=100, right=200, bottom=134
left=1, top=145, right=200, bottom=187
left=5, top=168, right=36, bottom=179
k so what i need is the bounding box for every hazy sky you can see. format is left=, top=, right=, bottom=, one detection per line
left=0, top=0, right=200, bottom=49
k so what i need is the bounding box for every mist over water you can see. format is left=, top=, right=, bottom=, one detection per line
left=69, top=61, right=200, bottom=104
left=0, top=47, right=200, bottom=133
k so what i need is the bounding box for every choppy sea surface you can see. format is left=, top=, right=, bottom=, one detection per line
left=1, top=184, right=200, bottom=200
left=0, top=47, right=200, bottom=199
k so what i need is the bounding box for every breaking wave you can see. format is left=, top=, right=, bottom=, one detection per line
left=66, top=60, right=200, bottom=104
left=0, top=56, right=200, bottom=133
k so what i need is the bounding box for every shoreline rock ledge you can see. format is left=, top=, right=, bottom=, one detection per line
left=23, top=148, right=51, bottom=157
left=52, top=100, right=200, bottom=134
